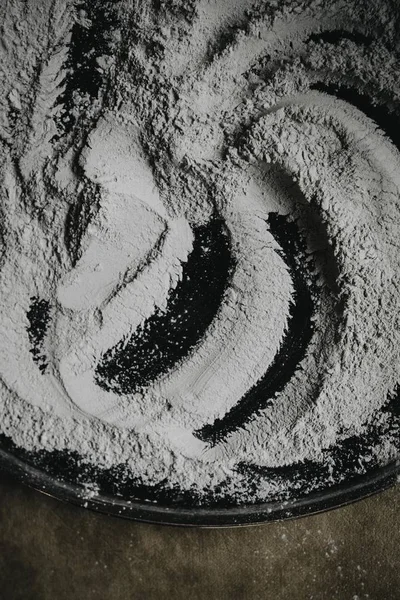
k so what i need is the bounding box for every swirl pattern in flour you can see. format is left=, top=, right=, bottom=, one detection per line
left=1, top=0, right=400, bottom=505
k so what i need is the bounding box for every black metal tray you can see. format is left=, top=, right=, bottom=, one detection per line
left=0, top=434, right=398, bottom=526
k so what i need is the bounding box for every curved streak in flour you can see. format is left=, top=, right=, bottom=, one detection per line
left=140, top=196, right=294, bottom=441
left=57, top=216, right=193, bottom=420
left=209, top=91, right=400, bottom=466
left=195, top=212, right=316, bottom=444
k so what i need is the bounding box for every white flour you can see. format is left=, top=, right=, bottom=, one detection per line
left=1, top=0, right=400, bottom=502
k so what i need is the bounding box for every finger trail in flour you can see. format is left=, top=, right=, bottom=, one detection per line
left=95, top=218, right=233, bottom=395
left=196, top=213, right=316, bottom=445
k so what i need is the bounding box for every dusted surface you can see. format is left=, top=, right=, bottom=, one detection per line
left=4, top=0, right=400, bottom=508
left=0, top=474, right=399, bottom=600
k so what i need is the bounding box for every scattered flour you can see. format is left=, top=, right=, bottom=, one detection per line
left=1, top=0, right=400, bottom=503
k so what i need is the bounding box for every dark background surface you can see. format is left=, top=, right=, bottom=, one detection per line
left=0, top=474, right=399, bottom=599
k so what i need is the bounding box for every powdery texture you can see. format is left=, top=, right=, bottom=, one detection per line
left=1, top=0, right=400, bottom=502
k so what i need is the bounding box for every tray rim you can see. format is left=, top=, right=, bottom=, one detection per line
left=0, top=446, right=398, bottom=527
